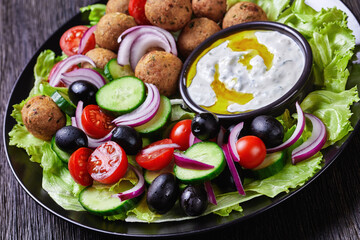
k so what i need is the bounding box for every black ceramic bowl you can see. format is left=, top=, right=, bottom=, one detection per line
left=179, top=21, right=313, bottom=126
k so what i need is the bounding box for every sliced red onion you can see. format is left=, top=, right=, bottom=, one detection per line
left=189, top=132, right=201, bottom=147
left=78, top=25, right=96, bottom=54
left=61, top=68, right=106, bottom=89
left=129, top=33, right=171, bottom=70
left=112, top=84, right=160, bottom=127
left=267, top=102, right=305, bottom=153
left=112, top=165, right=145, bottom=201
left=49, top=55, right=95, bottom=87
left=204, top=181, right=217, bottom=205
left=228, top=122, right=244, bottom=162
left=141, top=143, right=180, bottom=155
left=222, top=144, right=245, bottom=196
left=173, top=152, right=214, bottom=170
left=75, top=100, right=112, bottom=148
left=291, top=114, right=327, bottom=164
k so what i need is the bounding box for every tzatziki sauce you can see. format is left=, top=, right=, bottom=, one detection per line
left=187, top=30, right=305, bottom=114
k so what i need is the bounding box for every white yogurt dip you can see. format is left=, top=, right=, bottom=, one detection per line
left=187, top=30, right=305, bottom=113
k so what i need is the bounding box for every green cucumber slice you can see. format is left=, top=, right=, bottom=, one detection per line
left=174, top=142, right=225, bottom=184
left=51, top=136, right=70, bottom=163
left=79, top=186, right=141, bottom=216
left=104, top=58, right=134, bottom=81
left=135, top=95, right=171, bottom=136
left=96, top=76, right=145, bottom=115
left=51, top=90, right=76, bottom=116
left=252, top=151, right=286, bottom=179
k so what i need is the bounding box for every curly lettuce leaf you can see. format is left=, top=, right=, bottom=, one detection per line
left=80, top=4, right=106, bottom=26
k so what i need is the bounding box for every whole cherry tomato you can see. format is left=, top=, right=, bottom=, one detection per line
left=170, top=119, right=192, bottom=151
left=236, top=136, right=266, bottom=169
left=128, top=0, right=151, bottom=25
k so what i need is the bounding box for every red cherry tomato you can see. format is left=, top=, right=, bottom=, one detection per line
left=68, top=147, right=94, bottom=186
left=136, top=139, right=174, bottom=171
left=59, top=25, right=96, bottom=56
left=87, top=141, right=128, bottom=184
left=170, top=119, right=192, bottom=151
left=236, top=136, right=266, bottom=169
left=81, top=105, right=115, bottom=139
left=128, top=0, right=151, bottom=25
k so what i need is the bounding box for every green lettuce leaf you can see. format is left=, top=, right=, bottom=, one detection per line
left=80, top=4, right=106, bottom=26
left=300, top=87, right=359, bottom=146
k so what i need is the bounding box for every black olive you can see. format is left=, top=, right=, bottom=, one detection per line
left=180, top=185, right=208, bottom=216
left=111, top=126, right=142, bottom=155
left=191, top=112, right=220, bottom=141
left=68, top=80, right=98, bottom=106
left=55, top=126, right=88, bottom=154
left=212, top=166, right=245, bottom=193
left=250, top=115, right=284, bottom=148
left=146, top=173, right=179, bottom=214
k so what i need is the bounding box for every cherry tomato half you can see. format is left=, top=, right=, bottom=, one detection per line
left=59, top=25, right=96, bottom=56
left=128, top=0, right=151, bottom=25
left=170, top=119, right=192, bottom=151
left=81, top=105, right=115, bottom=139
left=236, top=136, right=266, bottom=169
left=87, top=141, right=128, bottom=184
left=136, top=139, right=174, bottom=171
left=68, top=147, right=94, bottom=186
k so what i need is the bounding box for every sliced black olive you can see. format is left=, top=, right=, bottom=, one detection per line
left=111, top=126, right=142, bottom=155
left=146, top=173, right=179, bottom=214
left=68, top=80, right=98, bottom=106
left=250, top=115, right=284, bottom=148
left=191, top=112, right=220, bottom=141
left=180, top=185, right=208, bottom=216
left=55, top=126, right=88, bottom=154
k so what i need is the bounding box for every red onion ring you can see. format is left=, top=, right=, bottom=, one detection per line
left=222, top=144, right=245, bottom=196
left=112, top=165, right=145, bottom=201
left=173, top=152, right=214, bottom=170
left=188, top=132, right=201, bottom=147
left=204, top=181, right=217, bottom=205
left=141, top=143, right=180, bottom=155
left=228, top=122, right=244, bottom=162
left=49, top=55, right=95, bottom=87
left=291, top=114, right=327, bottom=164
left=267, top=102, right=305, bottom=153
left=78, top=25, right=96, bottom=54
left=61, top=68, right=106, bottom=89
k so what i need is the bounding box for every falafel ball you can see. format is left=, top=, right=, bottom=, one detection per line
left=192, top=0, right=226, bottom=22
left=95, top=12, right=136, bottom=51
left=177, top=18, right=221, bottom=57
left=145, top=0, right=192, bottom=32
left=82, top=48, right=117, bottom=69
left=21, top=95, right=66, bottom=141
left=106, top=0, right=130, bottom=14
left=222, top=2, right=267, bottom=29
left=135, top=51, right=183, bottom=96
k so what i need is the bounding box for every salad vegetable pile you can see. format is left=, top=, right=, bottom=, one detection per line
left=8, top=0, right=360, bottom=223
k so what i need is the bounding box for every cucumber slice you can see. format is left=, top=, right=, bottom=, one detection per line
left=104, top=58, right=134, bottom=81
left=252, top=151, right=286, bottom=179
left=79, top=186, right=141, bottom=216
left=174, top=142, right=225, bottom=184
left=96, top=76, right=145, bottom=115
left=135, top=95, right=171, bottom=136
left=51, top=136, right=70, bottom=163
left=144, top=161, right=175, bottom=185
left=51, top=90, right=76, bottom=116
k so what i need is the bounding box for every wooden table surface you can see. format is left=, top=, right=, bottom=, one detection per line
left=1, top=0, right=360, bottom=239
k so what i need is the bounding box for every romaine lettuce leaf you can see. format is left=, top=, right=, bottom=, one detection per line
left=80, top=4, right=106, bottom=26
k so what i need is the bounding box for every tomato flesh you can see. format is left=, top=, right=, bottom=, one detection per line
left=87, top=141, right=128, bottom=184
left=170, top=119, right=192, bottom=151
left=136, top=139, right=174, bottom=171
left=81, top=105, right=115, bottom=139
left=59, top=25, right=95, bottom=56
left=236, top=136, right=266, bottom=169
left=128, top=0, right=151, bottom=25
left=68, top=147, right=94, bottom=186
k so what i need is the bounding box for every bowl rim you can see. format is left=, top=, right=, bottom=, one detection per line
left=179, top=21, right=313, bottom=120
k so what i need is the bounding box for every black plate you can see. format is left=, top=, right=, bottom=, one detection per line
left=3, top=2, right=360, bottom=238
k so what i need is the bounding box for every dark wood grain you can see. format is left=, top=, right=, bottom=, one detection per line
left=1, top=1, right=360, bottom=239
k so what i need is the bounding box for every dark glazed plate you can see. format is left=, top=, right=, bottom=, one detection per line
left=3, top=1, right=360, bottom=238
